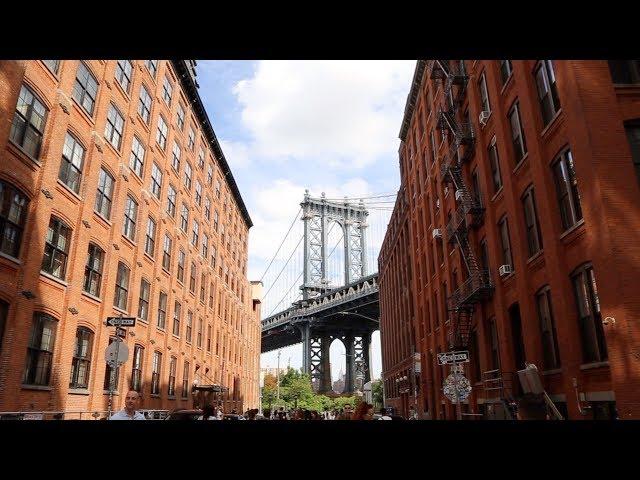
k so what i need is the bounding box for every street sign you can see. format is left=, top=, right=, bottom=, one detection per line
left=106, top=316, right=136, bottom=327
left=443, top=372, right=472, bottom=403
left=437, top=351, right=469, bottom=365
left=105, top=340, right=129, bottom=368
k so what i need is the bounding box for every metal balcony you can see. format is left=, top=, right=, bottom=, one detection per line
left=446, top=208, right=467, bottom=245
left=448, top=269, right=494, bottom=310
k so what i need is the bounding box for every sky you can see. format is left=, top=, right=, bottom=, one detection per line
left=197, top=60, right=416, bottom=382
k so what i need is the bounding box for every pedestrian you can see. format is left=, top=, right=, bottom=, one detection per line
left=109, top=390, right=146, bottom=420
left=198, top=404, right=217, bottom=420
left=516, top=393, right=549, bottom=420
left=353, top=402, right=374, bottom=420
left=277, top=406, right=287, bottom=420
left=378, top=407, right=392, bottom=420
left=408, top=405, right=418, bottom=420
left=338, top=404, right=353, bottom=420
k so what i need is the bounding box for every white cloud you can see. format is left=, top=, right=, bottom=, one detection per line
left=219, top=139, right=251, bottom=169
left=233, top=60, right=415, bottom=169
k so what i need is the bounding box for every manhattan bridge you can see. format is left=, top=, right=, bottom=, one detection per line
left=260, top=190, right=393, bottom=394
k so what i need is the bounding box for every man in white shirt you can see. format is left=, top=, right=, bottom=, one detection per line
left=109, top=390, right=146, bottom=420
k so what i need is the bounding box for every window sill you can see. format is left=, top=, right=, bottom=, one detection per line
left=161, top=267, right=171, bottom=276
left=512, top=153, right=529, bottom=175
left=172, top=334, right=180, bottom=341
left=113, top=306, right=129, bottom=316
left=138, top=317, right=148, bottom=325
left=56, top=179, right=82, bottom=202
left=143, top=252, right=155, bottom=263
left=121, top=235, right=137, bottom=249
left=499, top=271, right=516, bottom=283
left=499, top=73, right=514, bottom=95
left=168, top=395, right=177, bottom=400
left=81, top=291, right=102, bottom=304
left=156, top=327, right=166, bottom=334
left=559, top=219, right=586, bottom=241
left=541, top=368, right=562, bottom=376
left=490, top=187, right=504, bottom=203
left=7, top=139, right=42, bottom=169
left=150, top=394, right=161, bottom=398
left=137, top=113, right=151, bottom=132
left=104, top=391, right=119, bottom=396
left=526, top=250, right=544, bottom=266
left=580, top=361, right=609, bottom=371
left=93, top=211, right=113, bottom=227
left=40, top=270, right=69, bottom=288
left=22, top=384, right=53, bottom=391
left=68, top=388, right=90, bottom=396
left=71, top=98, right=96, bottom=126
left=113, top=80, right=131, bottom=102
left=540, top=109, right=563, bottom=139
left=130, top=169, right=144, bottom=186
left=0, top=251, right=21, bottom=266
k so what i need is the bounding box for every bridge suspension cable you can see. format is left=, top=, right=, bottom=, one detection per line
left=261, top=233, right=304, bottom=301
left=259, top=207, right=302, bottom=282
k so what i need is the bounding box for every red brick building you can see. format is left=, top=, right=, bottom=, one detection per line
left=379, top=60, right=640, bottom=420
left=0, top=60, right=261, bottom=417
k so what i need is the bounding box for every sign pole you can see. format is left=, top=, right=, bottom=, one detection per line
left=107, top=313, right=125, bottom=419
left=452, top=354, right=461, bottom=420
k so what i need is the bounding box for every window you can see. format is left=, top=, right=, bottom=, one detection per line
left=215, top=180, right=221, bottom=199
left=69, top=327, right=93, bottom=389
left=104, top=104, right=124, bottom=150
left=192, top=220, right=199, bottom=246
left=624, top=121, right=640, bottom=187
left=145, top=217, right=156, bottom=257
left=479, top=71, right=491, bottom=113
left=138, top=278, right=150, bottom=321
left=138, top=85, right=152, bottom=124
left=157, top=291, right=167, bottom=329
left=182, top=361, right=190, bottom=398
left=499, top=60, right=513, bottom=85
left=172, top=141, right=181, bottom=172
left=72, top=62, right=98, bottom=116
left=145, top=60, right=158, bottom=78
left=221, top=225, right=225, bottom=247
left=177, top=249, right=185, bottom=282
left=95, top=167, right=115, bottom=219
left=173, top=301, right=181, bottom=337
left=42, top=216, right=71, bottom=279
left=195, top=181, right=202, bottom=205
left=430, top=129, right=436, bottom=166
left=198, top=148, right=205, bottom=169
left=487, top=317, right=500, bottom=371
left=197, top=317, right=203, bottom=348
left=151, top=163, right=163, bottom=198
left=23, top=313, right=58, bottom=386
left=115, top=60, right=133, bottom=92
left=83, top=243, right=104, bottom=297
left=162, top=76, right=173, bottom=105
left=207, top=325, right=212, bottom=352
left=176, top=104, right=185, bottom=130
left=213, top=210, right=219, bottom=232
left=186, top=311, right=193, bottom=343
left=488, top=137, right=502, bottom=193
left=535, top=60, right=561, bottom=126
left=200, top=273, right=206, bottom=302
left=122, top=195, right=138, bottom=241
left=508, top=102, right=527, bottom=163
left=151, top=351, right=162, bottom=395
left=497, top=216, right=513, bottom=272
left=536, top=286, right=561, bottom=370
left=184, top=162, right=192, bottom=190
left=202, top=233, right=209, bottom=258
left=42, top=60, right=60, bottom=74
left=189, top=261, right=197, bottom=293
left=522, top=187, right=543, bottom=257
left=167, top=184, right=177, bottom=217
left=552, top=148, right=583, bottom=231
left=479, top=237, right=490, bottom=273
left=211, top=245, right=217, bottom=268
left=0, top=180, right=29, bottom=258
left=471, top=169, right=482, bottom=208
left=156, top=116, right=168, bottom=150
left=180, top=203, right=189, bottom=232
left=572, top=264, right=607, bottom=363
left=168, top=357, right=177, bottom=396
left=204, top=197, right=211, bottom=221
left=129, top=136, right=145, bottom=178
left=209, top=283, right=214, bottom=308
left=162, top=234, right=172, bottom=271
left=58, top=132, right=85, bottom=193
left=10, top=84, right=48, bottom=158
left=114, top=262, right=130, bottom=310
left=131, top=345, right=144, bottom=392
left=207, top=164, right=213, bottom=185
left=188, top=128, right=195, bottom=150
left=608, top=60, right=640, bottom=84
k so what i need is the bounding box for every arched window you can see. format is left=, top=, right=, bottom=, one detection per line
left=70, top=327, right=94, bottom=389
left=23, top=313, right=58, bottom=386
left=10, top=84, right=48, bottom=159
left=131, top=344, right=144, bottom=392
left=0, top=180, right=29, bottom=258
left=41, top=216, right=72, bottom=279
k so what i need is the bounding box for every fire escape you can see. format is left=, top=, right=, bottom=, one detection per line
left=429, top=60, right=494, bottom=350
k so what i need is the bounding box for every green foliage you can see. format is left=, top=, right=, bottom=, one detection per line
left=372, top=380, right=384, bottom=409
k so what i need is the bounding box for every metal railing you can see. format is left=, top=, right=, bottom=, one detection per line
left=0, top=409, right=170, bottom=420
left=448, top=269, right=493, bottom=310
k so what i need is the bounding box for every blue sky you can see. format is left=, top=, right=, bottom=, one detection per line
left=197, top=60, right=416, bottom=382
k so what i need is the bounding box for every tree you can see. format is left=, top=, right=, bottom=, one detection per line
left=283, top=373, right=313, bottom=409
left=372, top=380, right=384, bottom=409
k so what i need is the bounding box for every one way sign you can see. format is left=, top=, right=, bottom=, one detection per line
left=106, top=316, right=136, bottom=327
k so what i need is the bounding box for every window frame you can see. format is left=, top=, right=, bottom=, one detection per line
left=58, top=132, right=85, bottom=194
left=83, top=242, right=104, bottom=297
left=69, top=327, right=93, bottom=389
left=41, top=216, right=71, bottom=280
left=114, top=261, right=130, bottom=311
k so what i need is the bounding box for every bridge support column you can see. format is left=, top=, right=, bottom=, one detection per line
left=362, top=331, right=372, bottom=384
left=344, top=335, right=355, bottom=394
left=320, top=335, right=332, bottom=393
left=299, top=322, right=311, bottom=375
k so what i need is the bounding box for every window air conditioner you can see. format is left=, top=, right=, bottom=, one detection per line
left=479, top=110, right=491, bottom=126
left=455, top=190, right=463, bottom=201
left=498, top=264, right=512, bottom=277
left=436, top=199, right=440, bottom=209
left=432, top=229, right=442, bottom=240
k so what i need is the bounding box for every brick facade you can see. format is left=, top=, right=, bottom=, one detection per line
left=379, top=60, right=640, bottom=420
left=0, top=60, right=261, bottom=416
